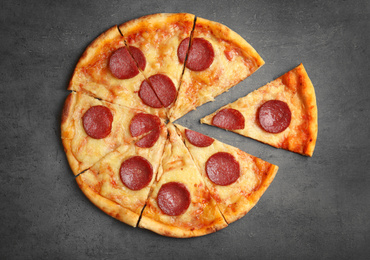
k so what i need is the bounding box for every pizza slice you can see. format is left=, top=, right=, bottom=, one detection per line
left=75, top=128, right=167, bottom=227
left=138, top=123, right=228, bottom=238
left=118, top=13, right=195, bottom=114
left=201, top=63, right=318, bottom=156
left=61, top=92, right=166, bottom=175
left=168, top=16, right=265, bottom=122
left=175, top=124, right=278, bottom=224
left=68, top=25, right=167, bottom=118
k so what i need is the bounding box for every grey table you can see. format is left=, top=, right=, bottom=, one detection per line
left=1, top=0, right=369, bottom=259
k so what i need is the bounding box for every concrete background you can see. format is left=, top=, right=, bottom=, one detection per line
left=1, top=0, right=369, bottom=259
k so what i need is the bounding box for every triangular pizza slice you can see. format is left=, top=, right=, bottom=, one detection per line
left=139, top=123, right=227, bottom=238
left=61, top=92, right=166, bottom=175
left=68, top=25, right=167, bottom=118
left=168, top=16, right=265, bottom=121
left=75, top=128, right=167, bottom=227
left=201, top=63, right=318, bottom=156
left=118, top=13, right=195, bottom=115
left=175, top=124, right=278, bottom=224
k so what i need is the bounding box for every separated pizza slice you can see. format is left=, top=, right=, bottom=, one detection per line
left=68, top=25, right=167, bottom=118
left=201, top=63, right=318, bottom=156
left=118, top=13, right=195, bottom=114
left=168, top=16, right=265, bottom=122
left=75, top=128, right=167, bottom=227
left=61, top=92, right=166, bottom=175
left=139, top=123, right=227, bottom=238
left=175, top=124, right=278, bottom=224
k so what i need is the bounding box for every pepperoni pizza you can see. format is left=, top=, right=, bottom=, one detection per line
left=62, top=13, right=317, bottom=238
left=201, top=63, right=318, bottom=156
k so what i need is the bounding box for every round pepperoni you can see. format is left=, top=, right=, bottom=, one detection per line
left=135, top=128, right=160, bottom=148
left=129, top=113, right=161, bottom=137
left=148, top=74, right=177, bottom=108
left=82, top=106, right=113, bottom=139
left=109, top=47, right=139, bottom=79
left=128, top=46, right=146, bottom=71
left=119, top=156, right=153, bottom=191
left=139, top=80, right=163, bottom=108
left=185, top=129, right=214, bottom=147
left=212, top=108, right=245, bottom=130
left=178, top=37, right=214, bottom=71
left=206, top=152, right=240, bottom=186
left=157, top=182, right=191, bottom=216
left=258, top=100, right=291, bottom=133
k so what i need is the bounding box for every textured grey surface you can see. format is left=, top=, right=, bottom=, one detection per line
left=1, top=0, right=369, bottom=259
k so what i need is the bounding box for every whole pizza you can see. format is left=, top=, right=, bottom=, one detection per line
left=62, top=13, right=317, bottom=238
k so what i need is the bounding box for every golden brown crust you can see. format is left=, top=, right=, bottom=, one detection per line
left=139, top=215, right=195, bottom=238
left=294, top=64, right=318, bottom=156
left=76, top=174, right=139, bottom=227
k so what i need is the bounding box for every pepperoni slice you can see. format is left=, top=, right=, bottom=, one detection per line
left=148, top=74, right=177, bottom=108
left=120, top=156, right=153, bottom=190
left=258, top=100, right=291, bottom=133
left=178, top=37, right=214, bottom=71
left=206, top=152, right=240, bottom=186
left=109, top=47, right=139, bottom=79
left=177, top=37, right=190, bottom=64
left=82, top=106, right=113, bottom=139
left=185, top=129, right=214, bottom=147
left=129, top=113, right=161, bottom=137
left=128, top=46, right=146, bottom=71
left=157, top=182, right=191, bottom=216
left=135, top=128, right=160, bottom=148
left=212, top=108, right=245, bottom=130
left=139, top=80, right=163, bottom=108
